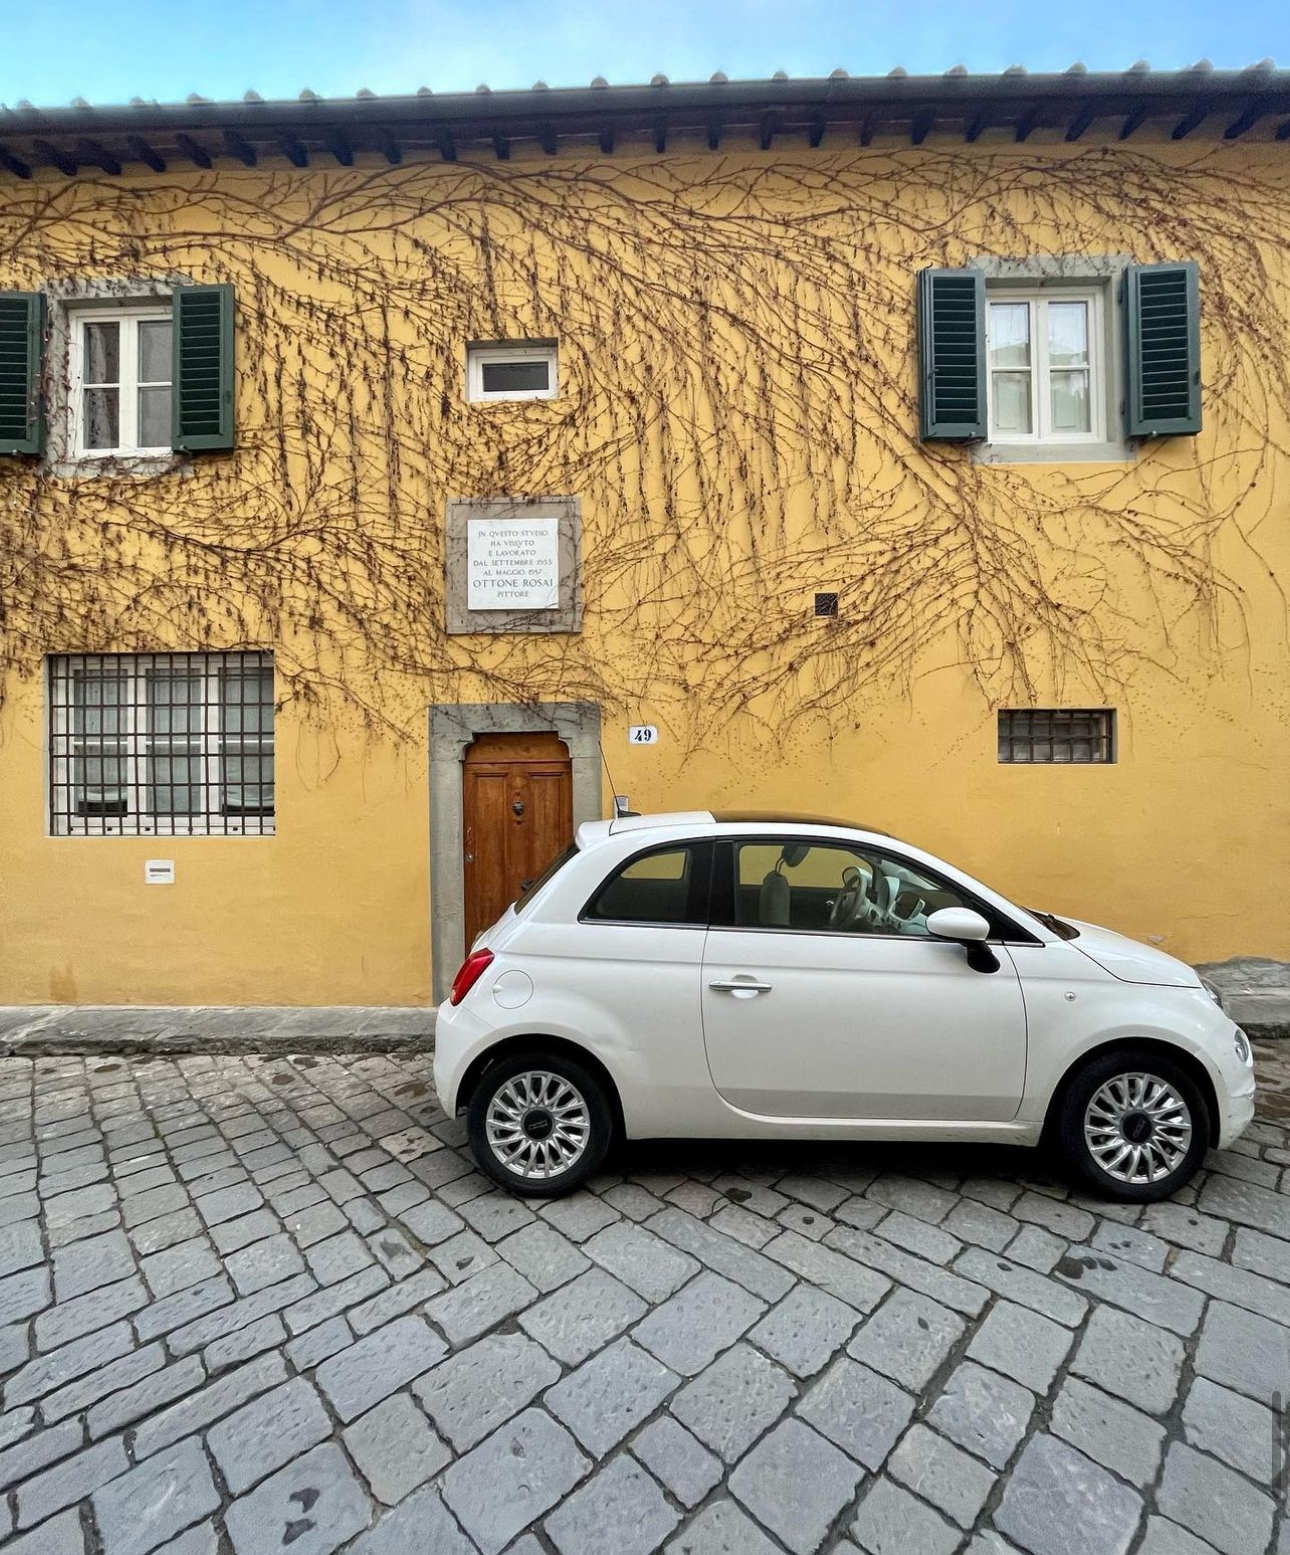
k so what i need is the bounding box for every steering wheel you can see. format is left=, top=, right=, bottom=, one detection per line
left=828, top=867, right=865, bottom=930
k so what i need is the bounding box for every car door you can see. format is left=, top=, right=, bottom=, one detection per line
left=700, top=837, right=1028, bottom=1121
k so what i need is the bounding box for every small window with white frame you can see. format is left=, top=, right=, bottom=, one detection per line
left=70, top=306, right=173, bottom=456
left=48, top=651, right=275, bottom=836
left=466, top=342, right=557, bottom=402
left=986, top=288, right=1103, bottom=446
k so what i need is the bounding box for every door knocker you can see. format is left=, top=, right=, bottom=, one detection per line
left=512, top=800, right=526, bottom=817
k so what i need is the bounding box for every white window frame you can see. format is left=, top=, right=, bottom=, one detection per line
left=985, top=287, right=1104, bottom=447
left=48, top=652, right=275, bottom=837
left=69, top=306, right=173, bottom=457
left=466, top=342, right=558, bottom=403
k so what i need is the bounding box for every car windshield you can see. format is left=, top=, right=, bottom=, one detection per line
left=514, top=842, right=579, bottom=913
left=1026, top=908, right=1080, bottom=940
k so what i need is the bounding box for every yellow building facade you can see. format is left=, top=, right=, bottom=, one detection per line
left=1, top=73, right=1287, bottom=1006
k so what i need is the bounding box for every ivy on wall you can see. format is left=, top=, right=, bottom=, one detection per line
left=0, top=144, right=1285, bottom=750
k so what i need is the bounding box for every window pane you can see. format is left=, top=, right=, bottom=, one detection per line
left=73, top=670, right=128, bottom=736
left=991, top=372, right=1032, bottom=434
left=83, top=387, right=120, bottom=449
left=83, top=322, right=120, bottom=384
left=221, top=665, right=274, bottom=733
left=147, top=752, right=202, bottom=815
left=1047, top=302, right=1089, bottom=366
left=221, top=751, right=275, bottom=814
left=147, top=671, right=202, bottom=737
left=480, top=359, right=550, bottom=393
left=734, top=842, right=968, bottom=936
left=74, top=751, right=128, bottom=815
left=988, top=303, right=1030, bottom=367
left=588, top=848, right=693, bottom=922
left=138, top=320, right=172, bottom=383
left=1050, top=370, right=1091, bottom=434
left=138, top=386, right=171, bottom=448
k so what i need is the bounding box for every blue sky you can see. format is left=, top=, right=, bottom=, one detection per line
left=8, top=0, right=1288, bottom=107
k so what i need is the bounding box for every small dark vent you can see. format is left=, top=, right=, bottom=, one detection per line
left=814, top=592, right=839, bottom=618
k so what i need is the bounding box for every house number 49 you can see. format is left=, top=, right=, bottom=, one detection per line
left=628, top=726, right=659, bottom=745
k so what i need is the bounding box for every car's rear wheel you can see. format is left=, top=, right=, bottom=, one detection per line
left=1055, top=1047, right=1210, bottom=1202
left=467, top=1051, right=614, bottom=1197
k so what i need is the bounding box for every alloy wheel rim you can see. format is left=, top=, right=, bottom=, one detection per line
left=485, top=1070, right=591, bottom=1180
left=1083, top=1072, right=1193, bottom=1184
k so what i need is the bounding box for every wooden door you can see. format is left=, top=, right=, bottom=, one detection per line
left=462, top=731, right=573, bottom=949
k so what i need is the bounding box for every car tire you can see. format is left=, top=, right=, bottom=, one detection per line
left=1055, top=1047, right=1210, bottom=1203
left=467, top=1051, right=614, bottom=1197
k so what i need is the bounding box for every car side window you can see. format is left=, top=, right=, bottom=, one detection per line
left=734, top=840, right=972, bottom=936
left=585, top=846, right=699, bottom=924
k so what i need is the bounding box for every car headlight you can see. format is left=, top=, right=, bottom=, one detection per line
left=1200, top=977, right=1225, bottom=1012
left=1233, top=1028, right=1251, bottom=1064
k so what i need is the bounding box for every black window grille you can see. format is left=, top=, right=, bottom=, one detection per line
left=48, top=652, right=275, bottom=835
left=814, top=592, right=839, bottom=618
left=998, top=708, right=1115, bottom=765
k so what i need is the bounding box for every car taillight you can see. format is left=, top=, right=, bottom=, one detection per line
left=449, top=948, right=494, bottom=1006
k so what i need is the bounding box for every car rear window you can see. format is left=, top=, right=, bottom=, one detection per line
left=514, top=842, right=579, bottom=913
left=584, top=845, right=702, bottom=924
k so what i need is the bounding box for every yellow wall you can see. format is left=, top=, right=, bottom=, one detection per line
left=1, top=130, right=1288, bottom=1004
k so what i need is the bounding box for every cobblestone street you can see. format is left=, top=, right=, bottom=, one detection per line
left=1, top=1041, right=1287, bottom=1555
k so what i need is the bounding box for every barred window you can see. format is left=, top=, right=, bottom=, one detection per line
left=49, top=653, right=275, bottom=835
left=998, top=709, right=1115, bottom=765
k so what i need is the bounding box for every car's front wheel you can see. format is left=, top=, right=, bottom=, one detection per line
left=1055, top=1047, right=1210, bottom=1202
left=467, top=1051, right=614, bottom=1197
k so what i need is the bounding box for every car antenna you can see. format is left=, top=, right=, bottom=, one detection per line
left=599, top=741, right=638, bottom=819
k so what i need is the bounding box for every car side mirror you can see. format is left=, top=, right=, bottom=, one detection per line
left=926, top=907, right=1000, bottom=974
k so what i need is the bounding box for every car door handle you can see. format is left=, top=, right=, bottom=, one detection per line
left=708, top=978, right=773, bottom=995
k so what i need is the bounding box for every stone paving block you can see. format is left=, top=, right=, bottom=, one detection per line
left=51, top=1228, right=135, bottom=1300
left=133, top=1353, right=287, bottom=1458
left=41, top=1342, right=163, bottom=1423
left=347, top=1266, right=446, bottom=1335
left=122, top=1184, right=190, bottom=1229
left=865, top=1175, right=958, bottom=1225
left=1182, top=1376, right=1282, bottom=1484
left=1172, top=1247, right=1290, bottom=1326
left=712, top=1175, right=789, bottom=1218
left=281, top=1265, right=386, bottom=1334
left=455, top=1191, right=536, bottom=1243
left=671, top=1341, right=796, bottom=1462
left=130, top=1207, right=203, bottom=1256
left=1070, top=1305, right=1185, bottom=1415
left=6, top=1319, right=135, bottom=1406
left=1135, top=1517, right=1220, bottom=1555
left=648, top=1207, right=793, bottom=1302
left=1012, top=1190, right=1095, bottom=1242
left=139, top=1238, right=223, bottom=1298
left=341, top=1392, right=450, bottom=1504
left=93, top=1436, right=219, bottom=1555
left=846, top=1286, right=965, bottom=1390
left=943, top=1199, right=1017, bottom=1253
left=0, top=1265, right=50, bottom=1325
left=776, top=1173, right=851, bottom=1215
left=1140, top=1201, right=1230, bottom=1257
left=314, top=1312, right=446, bottom=1421
left=283, top=1201, right=348, bottom=1249
left=304, top=1229, right=373, bottom=1284
left=284, top=1314, right=352, bottom=1371
left=762, top=1229, right=893, bottom=1314
left=135, top=1275, right=234, bottom=1342
left=223, top=1442, right=370, bottom=1555
left=496, top=1219, right=592, bottom=1293
left=1194, top=1298, right=1290, bottom=1407
left=225, top=1233, right=306, bottom=1296
left=967, top=1299, right=1073, bottom=1394
left=208, top=1376, right=332, bottom=1493
left=601, top=1182, right=666, bottom=1222
left=16, top=1435, right=129, bottom=1529
left=927, top=1360, right=1034, bottom=1469
left=537, top=1192, right=622, bottom=1243
left=1005, top=1224, right=1067, bottom=1274
left=1053, top=1248, right=1204, bottom=1336
left=1231, top=1224, right=1290, bottom=1281
left=441, top=1406, right=590, bottom=1555
left=412, top=1330, right=558, bottom=1450
left=546, top=1337, right=679, bottom=1455
left=871, top=1208, right=961, bottom=1265
left=824, top=1224, right=987, bottom=1317
left=545, top=1454, right=680, bottom=1555
left=663, top=1499, right=782, bottom=1555
left=1090, top=1220, right=1169, bottom=1273
left=0, top=1419, right=83, bottom=1491
left=424, top=1261, right=538, bottom=1346
left=993, top=1433, right=1141, bottom=1555
left=849, top=1476, right=961, bottom=1555
left=797, top=1356, right=914, bottom=1470
left=34, top=1273, right=147, bottom=1350
left=710, top=1202, right=780, bottom=1248
left=749, top=1283, right=857, bottom=1378
left=632, top=1270, right=766, bottom=1375
left=1199, top=1174, right=1290, bottom=1239
left=1049, top=1377, right=1165, bottom=1488
left=345, top=1486, right=475, bottom=1555
left=2, top=1510, right=86, bottom=1555
left=630, top=1416, right=723, bottom=1508
left=729, top=1417, right=863, bottom=1554
left=203, top=1311, right=287, bottom=1372
left=210, top=1209, right=281, bottom=1255
left=951, top=1247, right=1086, bottom=1326
left=518, top=1267, right=646, bottom=1365
left=427, top=1228, right=499, bottom=1285
left=1156, top=1441, right=1275, bottom=1555
left=583, top=1221, right=700, bottom=1302
left=87, top=1356, right=206, bottom=1439
left=392, top=1196, right=466, bottom=1246
left=888, top=1423, right=996, bottom=1528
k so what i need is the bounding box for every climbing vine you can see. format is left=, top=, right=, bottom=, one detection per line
left=0, top=140, right=1285, bottom=754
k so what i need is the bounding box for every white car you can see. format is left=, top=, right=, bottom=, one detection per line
left=434, top=812, right=1255, bottom=1201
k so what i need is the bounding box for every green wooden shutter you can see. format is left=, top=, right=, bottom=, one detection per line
left=0, top=291, right=46, bottom=456
left=918, top=268, right=986, bottom=441
left=172, top=284, right=235, bottom=452
left=1124, top=262, right=1200, bottom=437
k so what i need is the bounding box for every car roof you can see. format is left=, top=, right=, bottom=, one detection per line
left=575, top=810, right=889, bottom=849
